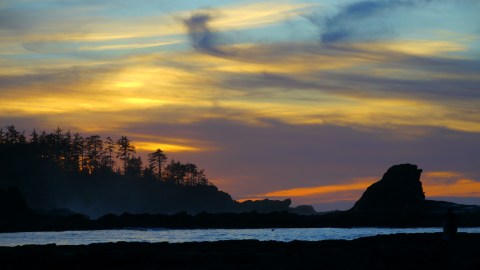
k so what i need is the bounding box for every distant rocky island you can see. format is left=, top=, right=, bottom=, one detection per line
left=2, top=161, right=480, bottom=232
left=1, top=125, right=479, bottom=231
left=2, top=162, right=480, bottom=269
left=345, top=164, right=480, bottom=226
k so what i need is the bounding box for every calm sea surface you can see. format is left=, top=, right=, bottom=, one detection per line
left=1, top=227, right=480, bottom=247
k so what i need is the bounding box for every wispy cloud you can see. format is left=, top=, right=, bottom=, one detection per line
left=246, top=171, right=480, bottom=204
left=182, top=2, right=313, bottom=57
left=423, top=172, right=480, bottom=197
left=78, top=41, right=179, bottom=51
left=178, top=5, right=479, bottom=135
left=2, top=37, right=479, bottom=134
left=260, top=177, right=373, bottom=200
left=184, top=10, right=228, bottom=56
left=305, top=0, right=458, bottom=44
left=1, top=0, right=479, bottom=210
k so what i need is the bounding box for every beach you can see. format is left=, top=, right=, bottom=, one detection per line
left=1, top=233, right=478, bottom=269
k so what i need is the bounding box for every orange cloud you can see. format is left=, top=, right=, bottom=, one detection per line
left=247, top=172, right=480, bottom=205
left=130, top=134, right=219, bottom=153
left=134, top=141, right=203, bottom=153
left=263, top=179, right=373, bottom=197
left=424, top=179, right=480, bottom=197
left=423, top=171, right=480, bottom=197
left=246, top=177, right=375, bottom=203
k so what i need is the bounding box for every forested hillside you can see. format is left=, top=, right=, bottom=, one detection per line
left=0, top=125, right=286, bottom=217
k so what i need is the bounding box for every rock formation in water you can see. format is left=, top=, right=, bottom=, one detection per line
left=351, top=164, right=425, bottom=213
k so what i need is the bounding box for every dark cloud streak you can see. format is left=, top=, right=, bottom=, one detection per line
left=321, top=0, right=396, bottom=43
left=183, top=42, right=480, bottom=102
left=0, top=65, right=121, bottom=95
left=308, top=0, right=437, bottom=44
left=183, top=11, right=230, bottom=57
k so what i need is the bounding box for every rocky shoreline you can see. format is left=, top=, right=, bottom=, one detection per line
left=1, top=233, right=479, bottom=269
left=3, top=164, right=480, bottom=232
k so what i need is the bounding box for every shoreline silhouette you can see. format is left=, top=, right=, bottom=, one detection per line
left=1, top=125, right=480, bottom=269
left=1, top=125, right=480, bottom=231
left=1, top=233, right=479, bottom=270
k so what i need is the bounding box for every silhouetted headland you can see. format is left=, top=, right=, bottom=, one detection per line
left=0, top=126, right=311, bottom=219
left=1, top=125, right=479, bottom=231
left=2, top=163, right=480, bottom=232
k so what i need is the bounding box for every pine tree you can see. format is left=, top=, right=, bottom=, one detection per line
left=116, top=136, right=135, bottom=174
left=4, top=125, right=20, bottom=144
left=126, top=156, right=143, bottom=179
left=72, top=132, right=84, bottom=172
left=148, top=148, right=167, bottom=180
left=29, top=129, right=39, bottom=145
left=103, top=136, right=116, bottom=170
left=85, top=135, right=103, bottom=174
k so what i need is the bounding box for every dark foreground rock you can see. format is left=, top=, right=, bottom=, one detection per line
left=1, top=233, right=479, bottom=270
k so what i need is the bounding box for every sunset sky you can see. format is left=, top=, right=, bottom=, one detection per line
left=1, top=0, right=479, bottom=210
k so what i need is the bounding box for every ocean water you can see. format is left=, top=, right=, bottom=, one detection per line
left=1, top=227, right=480, bottom=247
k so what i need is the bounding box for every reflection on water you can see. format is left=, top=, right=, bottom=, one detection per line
left=1, top=227, right=480, bottom=247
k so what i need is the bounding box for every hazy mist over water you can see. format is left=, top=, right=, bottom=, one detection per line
left=2, top=228, right=480, bottom=247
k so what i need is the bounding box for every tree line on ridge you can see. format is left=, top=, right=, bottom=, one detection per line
left=0, top=125, right=210, bottom=187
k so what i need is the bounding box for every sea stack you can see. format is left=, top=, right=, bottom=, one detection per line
left=351, top=164, right=424, bottom=213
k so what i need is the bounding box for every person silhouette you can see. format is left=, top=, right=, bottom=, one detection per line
left=443, top=208, right=458, bottom=241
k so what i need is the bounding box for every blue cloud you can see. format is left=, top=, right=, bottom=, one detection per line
left=184, top=11, right=229, bottom=56
left=314, top=0, right=432, bottom=43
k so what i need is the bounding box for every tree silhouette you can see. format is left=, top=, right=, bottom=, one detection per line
left=63, top=130, right=74, bottom=172
left=72, top=132, right=84, bottom=173
left=4, top=125, right=25, bottom=145
left=103, top=136, right=116, bottom=170
left=85, top=135, right=103, bottom=174
left=164, top=160, right=210, bottom=186
left=0, top=125, right=213, bottom=188
left=142, top=166, right=155, bottom=180
left=116, top=136, right=135, bottom=174
left=29, top=129, right=39, bottom=145
left=148, top=148, right=167, bottom=180
left=164, top=160, right=186, bottom=184
left=52, top=127, right=64, bottom=167
left=126, top=156, right=143, bottom=179
left=184, top=163, right=209, bottom=186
